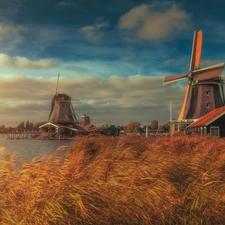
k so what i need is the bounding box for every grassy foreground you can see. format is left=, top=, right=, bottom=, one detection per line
left=0, top=134, right=225, bottom=225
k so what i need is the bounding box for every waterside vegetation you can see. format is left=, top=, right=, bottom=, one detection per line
left=0, top=134, right=225, bottom=224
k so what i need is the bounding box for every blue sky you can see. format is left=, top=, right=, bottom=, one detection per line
left=0, top=0, right=225, bottom=127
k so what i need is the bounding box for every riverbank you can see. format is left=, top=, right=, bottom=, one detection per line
left=0, top=134, right=225, bottom=224
left=4, top=132, right=75, bottom=140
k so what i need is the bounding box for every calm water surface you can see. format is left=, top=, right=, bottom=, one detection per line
left=0, top=134, right=75, bottom=164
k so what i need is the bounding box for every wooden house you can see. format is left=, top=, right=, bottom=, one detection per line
left=84, top=123, right=95, bottom=130
left=88, top=126, right=106, bottom=136
left=39, top=122, right=88, bottom=137
left=102, top=125, right=120, bottom=136
left=88, top=125, right=120, bottom=136
left=186, top=106, right=225, bottom=137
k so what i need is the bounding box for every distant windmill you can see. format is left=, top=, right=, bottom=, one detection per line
left=163, top=30, right=225, bottom=120
left=48, top=73, right=79, bottom=124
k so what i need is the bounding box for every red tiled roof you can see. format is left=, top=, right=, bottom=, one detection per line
left=89, top=126, right=106, bottom=132
left=188, top=106, right=225, bottom=128
left=84, top=123, right=95, bottom=130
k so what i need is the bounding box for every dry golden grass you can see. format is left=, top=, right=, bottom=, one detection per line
left=1, top=134, right=225, bottom=224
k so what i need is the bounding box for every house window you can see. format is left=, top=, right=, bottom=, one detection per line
left=206, top=91, right=209, bottom=97
left=206, top=103, right=210, bottom=109
left=210, top=126, right=220, bottom=137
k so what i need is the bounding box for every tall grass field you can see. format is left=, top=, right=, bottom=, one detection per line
left=0, top=134, right=225, bottom=224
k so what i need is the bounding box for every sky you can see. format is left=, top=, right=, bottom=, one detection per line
left=0, top=0, right=225, bottom=127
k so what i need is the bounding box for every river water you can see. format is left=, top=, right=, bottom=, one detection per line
left=0, top=134, right=75, bottom=164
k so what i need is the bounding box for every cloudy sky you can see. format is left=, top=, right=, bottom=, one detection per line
left=0, top=0, right=225, bottom=127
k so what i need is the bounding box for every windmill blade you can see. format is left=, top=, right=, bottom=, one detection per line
left=193, top=62, right=225, bottom=81
left=178, top=82, right=191, bottom=120
left=48, top=97, right=56, bottom=121
left=163, top=72, right=189, bottom=85
left=189, top=30, right=202, bottom=71
left=55, top=73, right=60, bottom=95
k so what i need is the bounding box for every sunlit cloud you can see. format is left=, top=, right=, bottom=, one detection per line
left=0, top=54, right=59, bottom=69
left=79, top=21, right=109, bottom=42
left=118, top=3, right=190, bottom=42
left=0, top=74, right=185, bottom=126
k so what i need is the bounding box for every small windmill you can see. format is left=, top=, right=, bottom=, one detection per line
left=48, top=73, right=79, bottom=124
left=163, top=30, right=225, bottom=120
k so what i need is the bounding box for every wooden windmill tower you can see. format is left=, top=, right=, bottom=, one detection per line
left=48, top=73, right=79, bottom=125
left=163, top=30, right=225, bottom=121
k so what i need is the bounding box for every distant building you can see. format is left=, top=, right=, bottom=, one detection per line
left=102, top=125, right=120, bottom=136
left=88, top=125, right=106, bottom=136
left=39, top=122, right=88, bottom=137
left=80, top=114, right=90, bottom=127
left=86, top=125, right=120, bottom=136
left=39, top=74, right=88, bottom=137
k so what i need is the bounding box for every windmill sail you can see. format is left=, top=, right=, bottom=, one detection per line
left=178, top=83, right=191, bottom=120
left=190, top=30, right=202, bottom=71
left=163, top=72, right=189, bottom=85
left=48, top=73, right=60, bottom=121
left=193, top=63, right=224, bottom=81
left=55, top=72, right=60, bottom=95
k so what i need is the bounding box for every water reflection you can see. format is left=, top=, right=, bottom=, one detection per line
left=0, top=134, right=74, bottom=164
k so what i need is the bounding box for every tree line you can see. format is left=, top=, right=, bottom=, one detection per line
left=0, top=120, right=170, bottom=134
left=0, top=121, right=45, bottom=133
left=125, top=120, right=170, bottom=133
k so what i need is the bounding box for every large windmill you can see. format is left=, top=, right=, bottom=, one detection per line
left=48, top=73, right=79, bottom=124
left=163, top=30, right=225, bottom=121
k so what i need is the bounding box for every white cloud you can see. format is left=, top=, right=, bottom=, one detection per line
left=118, top=3, right=190, bottom=41
left=0, top=74, right=186, bottom=126
left=79, top=22, right=109, bottom=42
left=0, top=54, right=59, bottom=69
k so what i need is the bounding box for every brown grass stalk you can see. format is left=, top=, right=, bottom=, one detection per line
left=0, top=134, right=225, bottom=224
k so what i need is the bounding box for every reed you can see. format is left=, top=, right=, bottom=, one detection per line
left=0, top=134, right=225, bottom=224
